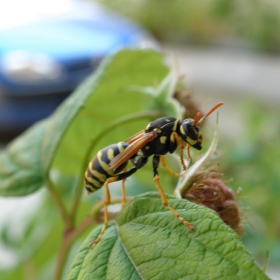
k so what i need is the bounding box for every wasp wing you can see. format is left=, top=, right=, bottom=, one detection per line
left=110, top=131, right=157, bottom=171
left=124, top=130, right=145, bottom=144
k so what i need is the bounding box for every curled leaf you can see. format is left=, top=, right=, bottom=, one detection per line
left=174, top=118, right=219, bottom=198
left=128, top=66, right=185, bottom=119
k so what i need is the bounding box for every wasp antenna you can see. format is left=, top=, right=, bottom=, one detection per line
left=193, top=112, right=201, bottom=126
left=198, top=102, right=223, bottom=125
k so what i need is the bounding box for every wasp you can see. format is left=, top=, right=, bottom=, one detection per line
left=85, top=102, right=223, bottom=246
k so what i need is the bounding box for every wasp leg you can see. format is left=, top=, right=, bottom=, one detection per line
left=121, top=168, right=127, bottom=207
left=153, top=155, right=194, bottom=232
left=160, top=156, right=186, bottom=177
left=170, top=132, right=188, bottom=170
left=186, top=143, right=192, bottom=163
left=88, top=177, right=113, bottom=247
left=89, top=162, right=147, bottom=247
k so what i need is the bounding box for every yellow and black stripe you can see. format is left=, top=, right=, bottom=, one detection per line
left=84, top=142, right=129, bottom=194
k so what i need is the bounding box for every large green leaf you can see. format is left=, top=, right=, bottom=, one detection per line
left=0, top=120, right=47, bottom=196
left=47, top=49, right=171, bottom=178
left=0, top=50, right=172, bottom=196
left=68, top=192, right=269, bottom=280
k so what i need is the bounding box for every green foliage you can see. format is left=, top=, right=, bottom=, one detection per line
left=220, top=100, right=280, bottom=266
left=0, top=50, right=269, bottom=279
left=0, top=121, right=47, bottom=196
left=69, top=193, right=268, bottom=280
left=97, top=0, right=280, bottom=52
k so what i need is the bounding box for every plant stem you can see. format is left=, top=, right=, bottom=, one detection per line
left=52, top=216, right=94, bottom=280
left=69, top=176, right=84, bottom=224
left=47, top=179, right=72, bottom=228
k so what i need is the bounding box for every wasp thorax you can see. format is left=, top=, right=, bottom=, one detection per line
left=180, top=120, right=202, bottom=150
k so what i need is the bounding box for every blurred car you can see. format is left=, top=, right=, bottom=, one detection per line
left=0, top=0, right=158, bottom=138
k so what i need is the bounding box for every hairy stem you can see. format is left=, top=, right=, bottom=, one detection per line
left=52, top=216, right=94, bottom=280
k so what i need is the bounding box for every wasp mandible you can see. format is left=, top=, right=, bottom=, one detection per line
left=85, top=102, right=223, bottom=246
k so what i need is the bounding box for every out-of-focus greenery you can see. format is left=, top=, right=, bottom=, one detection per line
left=219, top=99, right=280, bottom=266
left=97, top=0, right=280, bottom=52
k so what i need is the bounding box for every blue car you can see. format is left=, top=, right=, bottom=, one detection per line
left=0, top=0, right=158, bottom=137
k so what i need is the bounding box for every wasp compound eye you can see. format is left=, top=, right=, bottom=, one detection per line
left=180, top=120, right=196, bottom=137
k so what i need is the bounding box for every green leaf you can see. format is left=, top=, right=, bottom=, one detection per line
left=0, top=120, right=47, bottom=196
left=48, top=49, right=169, bottom=178
left=0, top=49, right=170, bottom=196
left=128, top=65, right=184, bottom=119
left=69, top=192, right=269, bottom=280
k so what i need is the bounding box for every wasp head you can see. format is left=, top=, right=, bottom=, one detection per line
left=179, top=102, right=224, bottom=151
left=179, top=119, right=202, bottom=150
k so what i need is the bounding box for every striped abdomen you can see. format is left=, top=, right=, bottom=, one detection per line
left=84, top=142, right=129, bottom=194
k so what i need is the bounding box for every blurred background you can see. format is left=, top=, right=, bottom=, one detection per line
left=0, top=0, right=159, bottom=140
left=1, top=0, right=280, bottom=279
